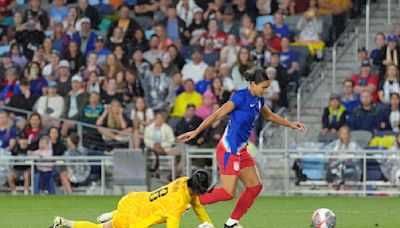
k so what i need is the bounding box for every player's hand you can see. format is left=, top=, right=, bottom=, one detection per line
left=290, top=122, right=308, bottom=133
left=177, top=130, right=198, bottom=143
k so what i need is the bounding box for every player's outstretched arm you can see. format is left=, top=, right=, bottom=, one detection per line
left=190, top=196, right=214, bottom=226
left=178, top=101, right=235, bottom=142
left=261, top=105, right=308, bottom=133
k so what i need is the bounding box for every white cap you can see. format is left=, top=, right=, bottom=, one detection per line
left=193, top=7, right=203, bottom=14
left=58, top=60, right=70, bottom=69
left=71, top=75, right=83, bottom=83
left=266, top=67, right=276, bottom=73
left=79, top=17, right=91, bottom=24
left=42, top=64, right=52, bottom=76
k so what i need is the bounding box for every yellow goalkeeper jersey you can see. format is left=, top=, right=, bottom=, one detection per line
left=112, top=177, right=212, bottom=228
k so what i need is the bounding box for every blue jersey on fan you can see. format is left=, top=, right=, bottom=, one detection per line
left=221, top=89, right=264, bottom=155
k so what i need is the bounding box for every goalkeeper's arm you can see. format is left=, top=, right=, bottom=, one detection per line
left=190, top=196, right=213, bottom=225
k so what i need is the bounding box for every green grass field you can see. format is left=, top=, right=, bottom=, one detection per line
left=1, top=196, right=400, bottom=228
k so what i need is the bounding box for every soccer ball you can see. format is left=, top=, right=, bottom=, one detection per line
left=312, top=208, right=336, bottom=228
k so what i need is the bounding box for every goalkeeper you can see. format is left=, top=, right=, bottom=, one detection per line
left=51, top=170, right=214, bottom=228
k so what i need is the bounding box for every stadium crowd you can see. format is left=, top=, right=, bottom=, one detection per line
left=0, top=0, right=368, bottom=194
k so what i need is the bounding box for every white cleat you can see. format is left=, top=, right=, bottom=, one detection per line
left=97, top=212, right=113, bottom=223
left=51, top=217, right=64, bottom=228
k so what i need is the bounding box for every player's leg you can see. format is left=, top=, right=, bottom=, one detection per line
left=199, top=174, right=238, bottom=204
left=52, top=217, right=104, bottom=228
left=225, top=165, right=262, bottom=227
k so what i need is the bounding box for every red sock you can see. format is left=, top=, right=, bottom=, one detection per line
left=199, top=187, right=233, bottom=205
left=230, top=184, right=262, bottom=220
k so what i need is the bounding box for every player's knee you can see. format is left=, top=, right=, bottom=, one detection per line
left=248, top=183, right=263, bottom=195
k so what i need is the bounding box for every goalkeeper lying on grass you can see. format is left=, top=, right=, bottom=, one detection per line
left=51, top=170, right=214, bottom=228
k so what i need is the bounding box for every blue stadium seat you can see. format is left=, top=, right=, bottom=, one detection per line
left=365, top=146, right=386, bottom=181
left=300, top=155, right=327, bottom=180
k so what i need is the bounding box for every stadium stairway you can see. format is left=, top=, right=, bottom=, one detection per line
left=260, top=1, right=400, bottom=195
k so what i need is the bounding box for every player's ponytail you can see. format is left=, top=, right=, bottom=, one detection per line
left=243, top=67, right=270, bottom=84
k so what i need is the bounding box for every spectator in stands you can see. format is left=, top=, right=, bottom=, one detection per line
left=172, top=72, right=184, bottom=96
left=10, top=79, right=39, bottom=117
left=10, top=43, right=28, bottom=69
left=124, top=69, right=144, bottom=102
left=290, top=0, right=311, bottom=15
left=168, top=45, right=186, bottom=70
left=49, top=127, right=66, bottom=156
left=381, top=93, right=400, bottom=132
left=131, top=97, right=154, bottom=149
left=238, top=14, right=257, bottom=46
left=8, top=132, right=30, bottom=195
left=201, top=37, right=219, bottom=66
left=50, top=0, right=68, bottom=26
left=144, top=61, right=175, bottom=112
left=375, top=34, right=400, bottom=82
left=0, top=0, right=15, bottom=20
left=273, top=11, right=291, bottom=38
left=134, top=0, right=159, bottom=30
left=195, top=90, right=217, bottom=120
left=341, top=79, right=360, bottom=115
left=55, top=60, right=71, bottom=97
left=24, top=113, right=43, bottom=149
left=106, top=27, right=126, bottom=51
left=348, top=91, right=380, bottom=132
left=0, top=53, right=20, bottom=81
left=101, top=78, right=123, bottom=105
left=182, top=49, right=208, bottom=83
left=42, top=50, right=61, bottom=81
left=218, top=63, right=234, bottom=92
left=52, top=23, right=71, bottom=56
left=23, top=0, right=49, bottom=30
left=94, top=36, right=111, bottom=67
left=378, top=64, right=400, bottom=105
left=144, top=35, right=164, bottom=64
left=171, top=79, right=202, bottom=117
left=160, top=4, right=186, bottom=44
left=35, top=81, right=65, bottom=119
left=131, top=48, right=151, bottom=79
left=81, top=92, right=104, bottom=125
left=43, top=37, right=54, bottom=63
left=86, top=71, right=101, bottom=94
left=264, top=67, right=281, bottom=109
left=16, top=13, right=46, bottom=60
left=202, top=19, right=227, bottom=51
left=203, top=0, right=224, bottom=21
left=232, top=47, right=253, bottom=91
left=210, top=77, right=231, bottom=105
left=77, top=0, right=100, bottom=29
left=252, top=36, right=271, bottom=68
left=269, top=52, right=289, bottom=107
left=233, top=0, right=257, bottom=22
left=72, top=17, right=98, bottom=57
left=64, top=7, right=78, bottom=36
left=326, top=125, right=362, bottom=190
left=96, top=99, right=132, bottom=142
left=196, top=103, right=228, bottom=148
left=60, top=133, right=85, bottom=194
left=351, top=60, right=379, bottom=103
left=256, top=0, right=279, bottom=15
left=176, top=0, right=198, bottom=27
left=195, top=66, right=214, bottom=94
left=108, top=4, right=140, bottom=41
left=0, top=68, right=20, bottom=105
left=82, top=52, right=103, bottom=81
left=175, top=104, right=203, bottom=146
left=64, top=75, right=87, bottom=120
left=371, top=33, right=386, bottom=61
left=188, top=7, right=206, bottom=41
left=144, top=111, right=182, bottom=175
left=161, top=52, right=179, bottom=78
left=30, top=136, right=54, bottom=195
left=64, top=41, right=85, bottom=75
left=280, top=36, right=299, bottom=88
left=153, top=25, right=173, bottom=51
left=263, top=22, right=282, bottom=52
left=0, top=111, right=16, bottom=152
left=295, top=9, right=324, bottom=57
left=352, top=47, right=369, bottom=75
left=220, top=34, right=240, bottom=68
left=153, top=0, right=169, bottom=24
left=322, top=94, right=347, bottom=135
left=130, top=29, right=149, bottom=53
left=26, top=61, right=47, bottom=97
left=103, top=53, right=121, bottom=80
left=113, top=45, right=129, bottom=68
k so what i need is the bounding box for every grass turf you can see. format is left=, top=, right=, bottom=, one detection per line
left=1, top=196, right=400, bottom=228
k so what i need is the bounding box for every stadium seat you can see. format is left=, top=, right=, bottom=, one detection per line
left=320, top=16, right=333, bottom=43
left=300, top=155, right=327, bottom=180
left=289, top=45, right=310, bottom=75
left=256, top=15, right=274, bottom=32
left=285, top=15, right=302, bottom=33
left=351, top=130, right=373, bottom=148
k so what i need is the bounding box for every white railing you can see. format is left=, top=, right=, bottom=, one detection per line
left=0, top=105, right=134, bottom=149
left=0, top=156, right=111, bottom=195
left=259, top=148, right=400, bottom=196
left=186, top=148, right=219, bottom=183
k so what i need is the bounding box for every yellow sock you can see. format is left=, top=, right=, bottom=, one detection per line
left=73, top=221, right=103, bottom=228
